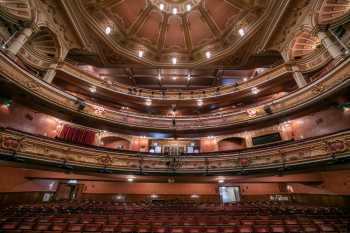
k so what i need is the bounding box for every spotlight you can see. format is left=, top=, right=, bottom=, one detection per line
left=89, top=86, right=96, bottom=93
left=238, top=28, right=245, bottom=37
left=145, top=99, right=152, bottom=106
left=159, top=3, right=164, bottom=10
left=251, top=87, right=259, bottom=95
left=127, top=178, right=134, bottom=182
left=158, top=74, right=162, bottom=80
left=187, top=74, right=191, bottom=80
left=186, top=4, right=192, bottom=11
left=197, top=99, right=203, bottom=106
left=172, top=8, right=178, bottom=15
left=218, top=179, right=225, bottom=184
left=205, top=51, right=211, bottom=59
left=138, top=50, right=144, bottom=58
left=105, top=26, right=112, bottom=35
left=172, top=57, right=177, bottom=64
left=172, top=76, right=177, bottom=80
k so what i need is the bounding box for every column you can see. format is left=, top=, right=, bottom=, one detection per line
left=281, top=51, right=307, bottom=88
left=291, top=66, right=307, bottom=88
left=43, top=63, right=57, bottom=83
left=6, top=27, right=33, bottom=56
left=317, top=31, right=343, bottom=59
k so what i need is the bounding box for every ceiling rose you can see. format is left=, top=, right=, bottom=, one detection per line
left=150, top=0, right=201, bottom=14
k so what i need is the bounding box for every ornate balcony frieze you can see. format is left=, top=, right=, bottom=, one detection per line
left=0, top=129, right=349, bottom=174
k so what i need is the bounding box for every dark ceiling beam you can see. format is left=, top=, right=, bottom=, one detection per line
left=182, top=14, right=192, bottom=53
left=127, top=4, right=153, bottom=36
left=198, top=5, right=222, bottom=41
left=157, top=14, right=169, bottom=54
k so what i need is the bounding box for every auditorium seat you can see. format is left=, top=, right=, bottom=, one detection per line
left=34, top=222, right=52, bottom=231
left=51, top=223, right=67, bottom=231
left=1, top=222, right=19, bottom=230
left=17, top=222, right=35, bottom=230
left=270, top=225, right=286, bottom=233
left=319, top=224, right=337, bottom=232
left=66, top=223, right=84, bottom=232
left=254, top=225, right=270, bottom=232
left=285, top=225, right=302, bottom=232
left=302, top=224, right=319, bottom=232
left=238, top=225, right=253, bottom=232
left=83, top=223, right=101, bottom=232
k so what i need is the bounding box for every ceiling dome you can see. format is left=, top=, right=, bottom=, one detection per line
left=79, top=0, right=271, bottom=66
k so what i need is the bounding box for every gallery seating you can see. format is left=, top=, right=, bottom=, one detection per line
left=0, top=201, right=349, bottom=232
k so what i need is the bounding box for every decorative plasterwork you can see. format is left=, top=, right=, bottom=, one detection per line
left=0, top=51, right=349, bottom=131
left=149, top=0, right=201, bottom=14
left=0, top=0, right=33, bottom=23
left=0, top=129, right=349, bottom=174
left=65, top=0, right=287, bottom=67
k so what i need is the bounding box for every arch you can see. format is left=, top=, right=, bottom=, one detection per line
left=287, top=30, right=320, bottom=60
left=101, top=136, right=131, bottom=150
left=18, top=27, right=61, bottom=70
left=0, top=0, right=34, bottom=23
left=317, top=0, right=350, bottom=26
left=218, top=137, right=246, bottom=151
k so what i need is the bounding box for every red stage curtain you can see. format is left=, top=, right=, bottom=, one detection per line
left=59, top=125, right=95, bottom=145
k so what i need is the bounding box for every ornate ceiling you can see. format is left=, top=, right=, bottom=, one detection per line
left=64, top=0, right=287, bottom=67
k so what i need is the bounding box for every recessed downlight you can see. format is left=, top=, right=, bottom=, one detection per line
left=105, top=26, right=112, bottom=35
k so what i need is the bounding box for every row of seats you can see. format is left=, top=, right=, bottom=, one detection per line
left=1, top=201, right=349, bottom=233
left=1, top=222, right=345, bottom=233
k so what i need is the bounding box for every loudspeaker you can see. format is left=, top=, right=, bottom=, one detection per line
left=264, top=105, right=273, bottom=114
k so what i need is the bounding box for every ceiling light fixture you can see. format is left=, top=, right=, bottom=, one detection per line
left=89, top=86, right=96, bottom=93
left=159, top=3, right=165, bottom=10
left=205, top=51, right=211, bottom=59
left=251, top=87, right=259, bottom=95
left=197, top=99, right=203, bottom=106
left=145, top=99, right=152, bottom=106
left=105, top=26, right=112, bottom=35
left=127, top=178, right=134, bottom=182
left=172, top=8, right=178, bottom=15
left=238, top=28, right=245, bottom=37
left=172, top=57, right=177, bottom=64
left=138, top=50, right=144, bottom=58
left=187, top=74, right=191, bottom=80
left=186, top=4, right=192, bottom=11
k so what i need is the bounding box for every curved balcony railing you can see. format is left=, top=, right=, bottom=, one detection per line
left=0, top=52, right=349, bottom=131
left=0, top=128, right=349, bottom=174
left=58, top=47, right=332, bottom=101
left=58, top=62, right=292, bottom=101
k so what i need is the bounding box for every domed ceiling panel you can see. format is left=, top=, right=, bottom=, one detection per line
left=164, top=16, right=186, bottom=50
left=112, top=0, right=146, bottom=29
left=187, top=10, right=214, bottom=48
left=204, top=0, right=240, bottom=31
left=136, top=10, right=163, bottom=46
left=74, top=0, right=285, bottom=66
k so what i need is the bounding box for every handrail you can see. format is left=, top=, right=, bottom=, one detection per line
left=57, top=62, right=292, bottom=101
left=0, top=51, right=349, bottom=131
left=0, top=128, right=349, bottom=174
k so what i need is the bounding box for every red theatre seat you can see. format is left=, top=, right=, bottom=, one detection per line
left=34, top=223, right=52, bottom=231
left=1, top=222, right=19, bottom=230
left=67, top=223, right=84, bottom=232
left=51, top=223, right=67, bottom=231
left=84, top=224, right=101, bottom=232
